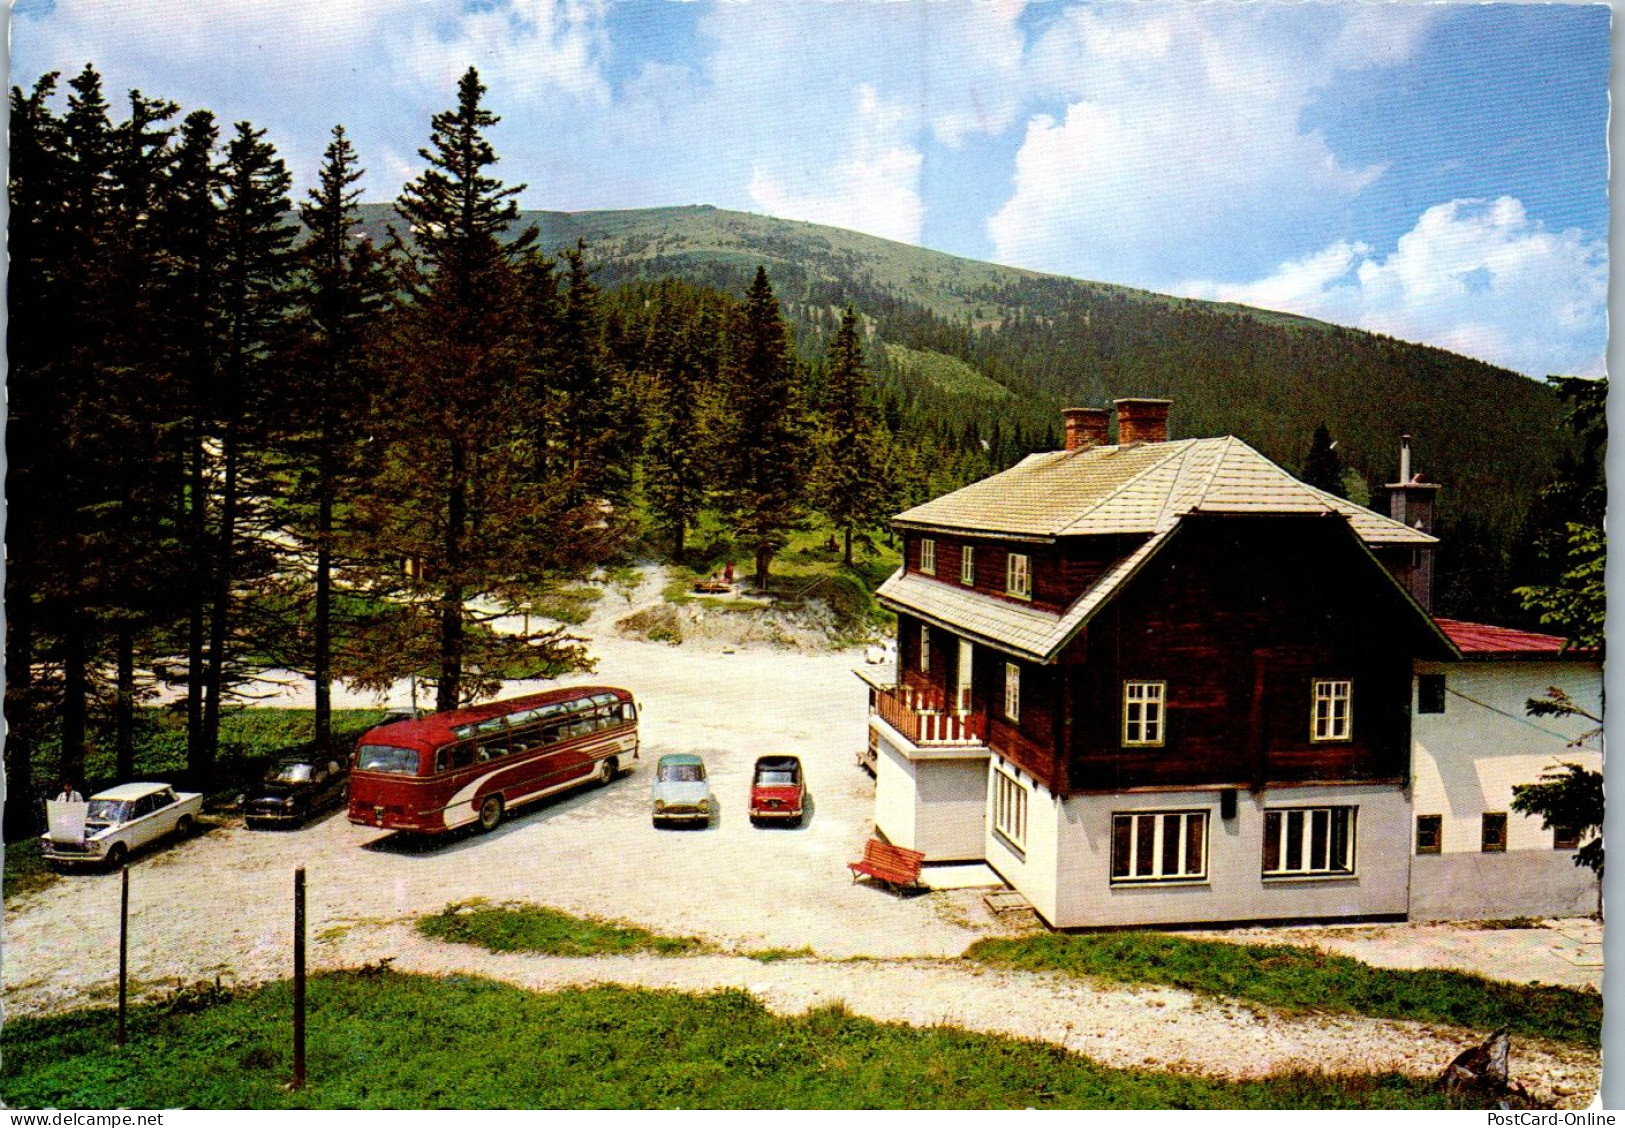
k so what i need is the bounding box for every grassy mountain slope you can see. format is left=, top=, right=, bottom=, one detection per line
left=356, top=202, right=1566, bottom=544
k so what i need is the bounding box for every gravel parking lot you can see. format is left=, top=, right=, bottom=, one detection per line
left=0, top=572, right=1602, bottom=1103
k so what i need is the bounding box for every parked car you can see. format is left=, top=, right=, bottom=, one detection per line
left=749, top=755, right=807, bottom=826
left=244, top=755, right=350, bottom=829
left=40, top=782, right=202, bottom=870
left=651, top=753, right=712, bottom=828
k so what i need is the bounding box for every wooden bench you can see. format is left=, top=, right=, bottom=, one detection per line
left=692, top=579, right=732, bottom=594
left=847, top=839, right=926, bottom=896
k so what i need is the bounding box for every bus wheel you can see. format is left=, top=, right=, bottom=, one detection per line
left=598, top=757, right=619, bottom=785
left=477, top=795, right=504, bottom=833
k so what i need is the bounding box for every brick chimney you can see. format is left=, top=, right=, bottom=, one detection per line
left=1062, top=407, right=1110, bottom=452
left=1386, top=434, right=1442, bottom=611
left=1113, top=398, right=1172, bottom=445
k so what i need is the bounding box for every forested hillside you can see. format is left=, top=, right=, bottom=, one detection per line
left=354, top=202, right=1567, bottom=551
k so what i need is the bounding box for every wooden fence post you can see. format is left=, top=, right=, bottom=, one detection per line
left=117, top=864, right=129, bottom=1047
left=293, top=867, right=306, bottom=1090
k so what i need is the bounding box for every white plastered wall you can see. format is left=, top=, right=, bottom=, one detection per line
left=1410, top=659, right=1602, bottom=920
left=872, top=719, right=991, bottom=860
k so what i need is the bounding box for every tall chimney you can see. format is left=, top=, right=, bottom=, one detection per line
left=1062, top=407, right=1110, bottom=452
left=1114, top=398, right=1172, bottom=445
left=1386, top=434, right=1442, bottom=611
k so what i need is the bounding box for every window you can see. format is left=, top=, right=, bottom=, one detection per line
left=1481, top=812, right=1507, bottom=853
left=1006, top=553, right=1031, bottom=599
left=919, top=538, right=936, bottom=575
left=1122, top=681, right=1166, bottom=746
left=1112, top=811, right=1207, bottom=883
left=1263, top=807, right=1356, bottom=876
left=961, top=545, right=976, bottom=585
left=1415, top=814, right=1442, bottom=855
left=1417, top=674, right=1446, bottom=714
left=1554, top=825, right=1582, bottom=850
left=919, top=624, right=931, bottom=672
left=992, top=768, right=1027, bottom=850
left=1311, top=679, right=1352, bottom=741
left=1004, top=662, right=1021, bottom=722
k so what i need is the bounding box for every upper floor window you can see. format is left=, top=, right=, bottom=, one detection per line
left=1006, top=553, right=1031, bottom=600
left=961, top=545, right=976, bottom=586
left=919, top=624, right=931, bottom=673
left=1112, top=810, right=1207, bottom=883
left=919, top=538, right=936, bottom=576
left=1264, top=806, right=1355, bottom=876
left=1417, top=674, right=1446, bottom=714
left=1004, top=662, right=1021, bottom=722
left=1311, top=679, right=1352, bottom=742
left=1122, top=681, right=1166, bottom=746
left=992, top=767, right=1027, bottom=851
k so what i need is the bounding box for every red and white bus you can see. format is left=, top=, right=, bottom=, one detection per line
left=348, top=686, right=638, bottom=835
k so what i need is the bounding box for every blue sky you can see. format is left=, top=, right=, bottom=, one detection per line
left=11, top=0, right=1609, bottom=380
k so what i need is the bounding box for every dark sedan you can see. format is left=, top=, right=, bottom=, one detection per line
left=244, top=756, right=350, bottom=829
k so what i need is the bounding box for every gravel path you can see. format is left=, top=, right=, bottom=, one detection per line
left=1, top=566, right=1602, bottom=1106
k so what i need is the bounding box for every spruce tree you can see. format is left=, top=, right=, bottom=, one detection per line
left=1299, top=421, right=1345, bottom=497
left=644, top=299, right=721, bottom=559
left=811, top=307, right=888, bottom=565
left=717, top=267, right=811, bottom=591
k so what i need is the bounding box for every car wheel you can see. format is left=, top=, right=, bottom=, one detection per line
left=175, top=815, right=195, bottom=838
left=598, top=756, right=619, bottom=785
left=105, top=842, right=129, bottom=870
left=476, top=794, right=504, bottom=833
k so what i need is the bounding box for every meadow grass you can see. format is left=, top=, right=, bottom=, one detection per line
left=418, top=902, right=707, bottom=957
left=966, top=932, right=1600, bottom=1049
left=2, top=969, right=1471, bottom=1110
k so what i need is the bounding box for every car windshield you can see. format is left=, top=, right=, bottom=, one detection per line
left=268, top=762, right=314, bottom=784
left=86, top=799, right=130, bottom=823
left=357, top=744, right=421, bottom=775
left=756, top=768, right=798, bottom=786
left=658, top=763, right=704, bottom=783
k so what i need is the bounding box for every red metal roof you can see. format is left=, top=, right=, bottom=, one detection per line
left=1433, top=617, right=1581, bottom=657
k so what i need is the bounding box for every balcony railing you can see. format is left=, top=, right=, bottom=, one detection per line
left=872, top=683, right=987, bottom=747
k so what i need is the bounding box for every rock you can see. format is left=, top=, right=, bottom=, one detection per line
left=1441, top=1027, right=1516, bottom=1099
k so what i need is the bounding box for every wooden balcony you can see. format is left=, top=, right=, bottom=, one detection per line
left=872, top=683, right=987, bottom=748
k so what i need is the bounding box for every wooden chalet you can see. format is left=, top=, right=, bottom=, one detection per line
left=860, top=400, right=1463, bottom=928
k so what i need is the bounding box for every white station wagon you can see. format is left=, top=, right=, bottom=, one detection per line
left=41, top=782, right=203, bottom=869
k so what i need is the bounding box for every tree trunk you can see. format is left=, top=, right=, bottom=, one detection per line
left=313, top=480, right=333, bottom=749
left=844, top=525, right=854, bottom=567
left=437, top=445, right=467, bottom=712
left=672, top=518, right=685, bottom=563
left=60, top=618, right=88, bottom=790
left=754, top=545, right=772, bottom=593
left=4, top=609, right=36, bottom=840
left=115, top=627, right=135, bottom=782
left=187, top=429, right=208, bottom=782
left=202, top=420, right=239, bottom=788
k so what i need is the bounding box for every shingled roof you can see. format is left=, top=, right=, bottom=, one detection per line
left=878, top=435, right=1450, bottom=663
left=890, top=436, right=1435, bottom=545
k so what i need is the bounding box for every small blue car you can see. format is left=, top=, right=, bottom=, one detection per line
left=651, top=753, right=712, bottom=828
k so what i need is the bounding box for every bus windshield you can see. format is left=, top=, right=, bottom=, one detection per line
left=356, top=744, right=421, bottom=775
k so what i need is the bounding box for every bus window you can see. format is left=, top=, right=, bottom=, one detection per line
left=358, top=744, right=421, bottom=775
left=622, top=702, right=637, bottom=722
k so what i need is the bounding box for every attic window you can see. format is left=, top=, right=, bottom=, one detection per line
left=1006, top=553, right=1031, bottom=600
left=1122, top=681, right=1166, bottom=746
left=1311, top=680, right=1352, bottom=742
left=919, top=539, right=936, bottom=576
left=961, top=545, right=975, bottom=585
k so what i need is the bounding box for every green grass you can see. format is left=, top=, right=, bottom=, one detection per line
left=2, top=837, right=60, bottom=902
left=965, top=932, right=1601, bottom=1050
left=417, top=901, right=708, bottom=957
left=1, top=969, right=1473, bottom=1109
left=527, top=584, right=603, bottom=625
left=884, top=343, right=1012, bottom=400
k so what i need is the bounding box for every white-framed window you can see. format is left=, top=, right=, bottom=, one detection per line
left=1006, top=553, right=1031, bottom=599
left=1122, top=681, right=1166, bottom=746
left=992, top=767, right=1027, bottom=850
left=1263, top=806, right=1355, bottom=877
left=1004, top=662, right=1021, bottom=722
left=919, top=623, right=931, bottom=672
left=919, top=538, right=936, bottom=575
left=1111, top=810, right=1207, bottom=883
left=961, top=544, right=976, bottom=586
left=1311, top=679, right=1352, bottom=741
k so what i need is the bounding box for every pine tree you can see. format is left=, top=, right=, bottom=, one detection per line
left=282, top=125, right=389, bottom=747
left=644, top=298, right=721, bottom=558
left=811, top=307, right=888, bottom=565
left=717, top=267, right=811, bottom=591
left=1299, top=422, right=1345, bottom=496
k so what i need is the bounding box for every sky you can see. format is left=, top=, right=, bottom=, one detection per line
left=9, top=0, right=1610, bottom=381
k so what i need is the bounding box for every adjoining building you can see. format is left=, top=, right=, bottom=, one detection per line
left=858, top=401, right=1601, bottom=927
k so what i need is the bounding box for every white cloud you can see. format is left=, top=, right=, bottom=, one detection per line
left=989, top=3, right=1414, bottom=284
left=1176, top=198, right=1607, bottom=378
left=747, top=85, right=925, bottom=246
